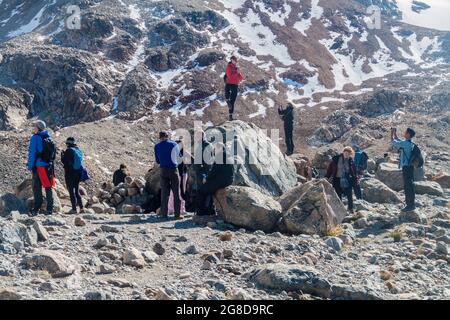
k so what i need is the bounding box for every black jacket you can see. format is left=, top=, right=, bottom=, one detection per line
left=61, top=147, right=80, bottom=175
left=206, top=152, right=234, bottom=187
left=278, top=106, right=294, bottom=128
left=193, top=140, right=213, bottom=178
left=113, top=169, right=127, bottom=186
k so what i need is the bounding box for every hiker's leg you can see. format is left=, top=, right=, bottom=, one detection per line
left=45, top=187, right=54, bottom=214
left=170, top=170, right=181, bottom=216
left=160, top=169, right=170, bottom=216
left=32, top=170, right=43, bottom=212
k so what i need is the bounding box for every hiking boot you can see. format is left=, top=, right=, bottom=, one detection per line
left=44, top=211, right=53, bottom=216
left=174, top=215, right=184, bottom=220
left=229, top=114, right=233, bottom=121
left=401, top=206, right=416, bottom=212
left=29, top=211, right=39, bottom=217
left=158, top=213, right=168, bottom=220
left=68, top=209, right=77, bottom=215
left=79, top=208, right=86, bottom=214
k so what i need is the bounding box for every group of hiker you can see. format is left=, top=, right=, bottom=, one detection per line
left=25, top=55, right=422, bottom=217
left=153, top=130, right=234, bottom=219
left=324, top=127, right=421, bottom=214
left=27, top=120, right=87, bottom=216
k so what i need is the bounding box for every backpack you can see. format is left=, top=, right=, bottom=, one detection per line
left=37, top=135, right=56, bottom=164
left=223, top=73, right=227, bottom=83
left=80, top=166, right=90, bottom=182
left=354, top=151, right=368, bottom=172
left=408, top=142, right=424, bottom=168
left=70, top=147, right=83, bottom=170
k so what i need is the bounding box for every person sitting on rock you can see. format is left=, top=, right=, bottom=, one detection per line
left=27, top=120, right=56, bottom=216
left=154, top=131, right=182, bottom=220
left=196, top=143, right=234, bottom=216
left=278, top=103, right=295, bottom=156
left=113, top=164, right=130, bottom=186
left=391, top=127, right=417, bottom=212
left=61, top=137, right=84, bottom=214
left=326, top=146, right=358, bottom=214
left=224, top=55, right=244, bottom=121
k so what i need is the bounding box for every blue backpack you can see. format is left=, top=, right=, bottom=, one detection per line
left=70, top=147, right=83, bottom=170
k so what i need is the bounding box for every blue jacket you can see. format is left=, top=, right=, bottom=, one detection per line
left=392, top=138, right=413, bottom=168
left=154, top=140, right=180, bottom=169
left=27, top=131, right=51, bottom=170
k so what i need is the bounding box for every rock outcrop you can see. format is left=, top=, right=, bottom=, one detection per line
left=308, top=111, right=362, bottom=146
left=360, top=179, right=402, bottom=204
left=376, top=162, right=424, bottom=191
left=0, top=42, right=118, bottom=127
left=277, top=179, right=347, bottom=236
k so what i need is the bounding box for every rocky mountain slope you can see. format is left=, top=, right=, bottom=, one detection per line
left=0, top=0, right=449, bottom=300
left=0, top=0, right=449, bottom=130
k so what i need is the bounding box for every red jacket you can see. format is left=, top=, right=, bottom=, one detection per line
left=225, top=62, right=243, bottom=85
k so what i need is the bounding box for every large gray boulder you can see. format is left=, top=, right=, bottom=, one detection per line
left=376, top=162, right=424, bottom=191
left=277, top=179, right=347, bottom=236
left=311, top=145, right=341, bottom=170
left=433, top=173, right=450, bottom=189
left=145, top=121, right=298, bottom=198
left=214, top=186, right=282, bottom=233
left=414, top=181, right=444, bottom=196
left=214, top=121, right=298, bottom=197
left=248, top=264, right=333, bottom=298
left=248, top=264, right=383, bottom=300
left=15, top=179, right=62, bottom=213
left=0, top=193, right=27, bottom=217
left=360, top=178, right=402, bottom=204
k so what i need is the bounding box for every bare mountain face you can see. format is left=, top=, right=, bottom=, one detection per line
left=0, top=0, right=448, bottom=128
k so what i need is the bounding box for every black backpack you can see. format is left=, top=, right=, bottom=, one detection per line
left=408, top=142, right=424, bottom=168
left=38, top=135, right=57, bottom=164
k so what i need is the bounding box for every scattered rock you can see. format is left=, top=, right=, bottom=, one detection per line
left=218, top=231, right=233, bottom=241
left=0, top=289, right=22, bottom=300
left=32, top=221, right=49, bottom=242
left=123, top=248, right=146, bottom=268
left=74, top=217, right=87, bottom=227
left=153, top=243, right=165, bottom=255
left=22, top=250, right=79, bottom=278
left=325, top=237, right=344, bottom=252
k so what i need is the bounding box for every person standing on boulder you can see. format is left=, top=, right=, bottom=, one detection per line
left=326, top=146, right=358, bottom=214
left=154, top=131, right=182, bottom=219
left=278, top=103, right=295, bottom=156
left=391, top=127, right=417, bottom=212
left=27, top=120, right=56, bottom=216
left=224, top=56, right=244, bottom=121
left=61, top=137, right=84, bottom=214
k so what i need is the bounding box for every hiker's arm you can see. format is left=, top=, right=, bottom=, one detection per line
left=154, top=146, right=160, bottom=165
left=27, top=136, right=37, bottom=171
